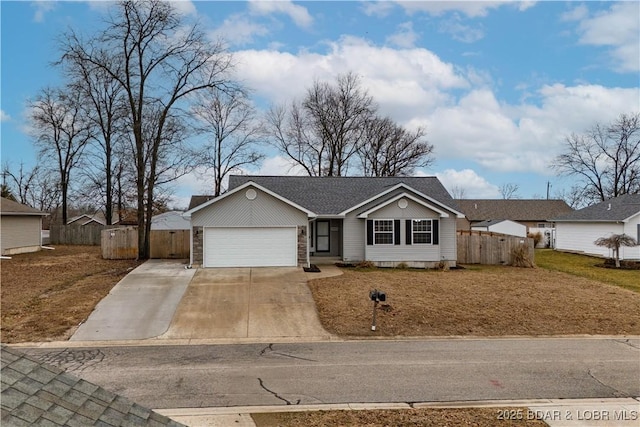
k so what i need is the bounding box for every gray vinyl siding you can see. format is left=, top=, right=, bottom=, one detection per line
left=439, top=217, right=457, bottom=260
left=191, top=186, right=307, bottom=227
left=342, top=195, right=458, bottom=263
left=342, top=214, right=365, bottom=262
left=1, top=215, right=42, bottom=255
left=368, top=198, right=439, bottom=219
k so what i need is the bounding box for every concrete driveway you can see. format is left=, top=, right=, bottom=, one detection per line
left=161, top=267, right=336, bottom=340
left=71, top=260, right=195, bottom=341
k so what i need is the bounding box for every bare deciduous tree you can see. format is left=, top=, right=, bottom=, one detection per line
left=193, top=88, right=264, bottom=196
left=267, top=72, right=375, bottom=176
left=359, top=116, right=433, bottom=176
left=29, top=87, right=93, bottom=224
left=449, top=185, right=467, bottom=199
left=59, top=52, right=127, bottom=225
left=553, top=112, right=640, bottom=205
left=61, top=0, right=234, bottom=258
left=499, top=183, right=520, bottom=199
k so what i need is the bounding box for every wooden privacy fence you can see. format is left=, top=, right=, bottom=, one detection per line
left=149, top=230, right=190, bottom=259
left=51, top=224, right=125, bottom=245
left=101, top=227, right=138, bottom=260
left=101, top=228, right=190, bottom=260
left=457, top=230, right=534, bottom=265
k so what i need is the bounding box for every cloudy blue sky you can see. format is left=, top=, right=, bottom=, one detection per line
left=1, top=1, right=639, bottom=208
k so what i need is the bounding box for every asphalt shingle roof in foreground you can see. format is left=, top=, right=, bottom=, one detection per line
left=1, top=346, right=185, bottom=427
left=228, top=175, right=458, bottom=215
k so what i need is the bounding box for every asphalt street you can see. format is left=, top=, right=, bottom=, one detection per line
left=18, top=337, right=640, bottom=410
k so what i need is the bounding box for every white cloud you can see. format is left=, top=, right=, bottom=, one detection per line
left=169, top=0, right=197, bottom=16
left=31, top=1, right=55, bottom=23
left=428, top=84, right=639, bottom=174
left=438, top=17, right=485, bottom=43
left=0, top=110, right=10, bottom=122
left=397, top=0, right=536, bottom=18
left=234, top=36, right=468, bottom=114
left=386, top=21, right=419, bottom=48
left=361, top=0, right=397, bottom=17
left=252, top=155, right=308, bottom=176
left=210, top=13, right=269, bottom=46
left=435, top=169, right=500, bottom=198
left=567, top=2, right=640, bottom=73
left=248, top=0, right=313, bottom=29
left=233, top=36, right=638, bottom=177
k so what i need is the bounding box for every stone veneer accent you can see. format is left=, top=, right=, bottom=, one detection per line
left=192, top=226, right=203, bottom=266
left=297, top=225, right=308, bottom=267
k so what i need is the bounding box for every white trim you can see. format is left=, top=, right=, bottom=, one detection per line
left=373, top=219, right=395, bottom=245
left=357, top=192, right=451, bottom=219
left=341, top=183, right=465, bottom=218
left=411, top=218, right=434, bottom=245
left=184, top=181, right=317, bottom=218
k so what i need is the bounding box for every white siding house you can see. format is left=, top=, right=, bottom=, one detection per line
left=1, top=198, right=48, bottom=256
left=471, top=219, right=527, bottom=237
left=186, top=176, right=464, bottom=268
left=552, top=194, right=640, bottom=260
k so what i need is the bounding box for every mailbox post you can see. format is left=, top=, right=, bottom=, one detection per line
left=369, top=289, right=386, bottom=331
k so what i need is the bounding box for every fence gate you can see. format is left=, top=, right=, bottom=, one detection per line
left=149, top=230, right=190, bottom=259
left=101, top=227, right=138, bottom=260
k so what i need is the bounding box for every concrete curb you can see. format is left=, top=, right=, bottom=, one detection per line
left=9, top=335, right=640, bottom=349
left=156, top=398, right=640, bottom=427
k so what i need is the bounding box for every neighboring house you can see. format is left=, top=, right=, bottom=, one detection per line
left=184, top=175, right=465, bottom=268
left=151, top=211, right=190, bottom=230
left=551, top=194, right=640, bottom=260
left=66, top=209, right=138, bottom=226
left=0, top=197, right=48, bottom=256
left=470, top=219, right=527, bottom=237
left=456, top=199, right=573, bottom=247
left=66, top=213, right=115, bottom=226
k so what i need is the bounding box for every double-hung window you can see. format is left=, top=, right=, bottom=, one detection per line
left=374, top=219, right=394, bottom=244
left=412, top=219, right=432, bottom=244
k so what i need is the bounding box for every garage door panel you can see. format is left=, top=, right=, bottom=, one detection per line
left=205, top=227, right=297, bottom=267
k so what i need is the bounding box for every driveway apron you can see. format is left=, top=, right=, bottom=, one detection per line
left=71, top=260, right=195, bottom=341
left=161, top=267, right=332, bottom=340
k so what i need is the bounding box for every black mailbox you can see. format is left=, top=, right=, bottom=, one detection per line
left=369, top=289, right=386, bottom=302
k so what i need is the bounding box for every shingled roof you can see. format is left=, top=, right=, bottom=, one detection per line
left=552, top=193, right=640, bottom=222
left=187, top=195, right=216, bottom=210
left=455, top=199, right=573, bottom=222
left=1, top=346, right=184, bottom=427
left=227, top=175, right=459, bottom=215
left=0, top=197, right=48, bottom=216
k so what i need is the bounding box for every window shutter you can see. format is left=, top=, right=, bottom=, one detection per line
left=367, top=220, right=373, bottom=245
left=432, top=219, right=439, bottom=245
left=394, top=220, right=401, bottom=245
left=405, top=220, right=412, bottom=245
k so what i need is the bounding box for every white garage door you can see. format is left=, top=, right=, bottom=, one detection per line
left=204, top=227, right=297, bottom=267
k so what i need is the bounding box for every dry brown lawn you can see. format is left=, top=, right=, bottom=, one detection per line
left=1, top=245, right=141, bottom=343
left=252, top=408, right=548, bottom=427
left=308, top=266, right=640, bottom=337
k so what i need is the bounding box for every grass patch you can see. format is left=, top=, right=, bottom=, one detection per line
left=308, top=266, right=640, bottom=337
left=536, top=249, right=640, bottom=293
left=1, top=245, right=142, bottom=343
left=252, top=408, right=548, bottom=427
